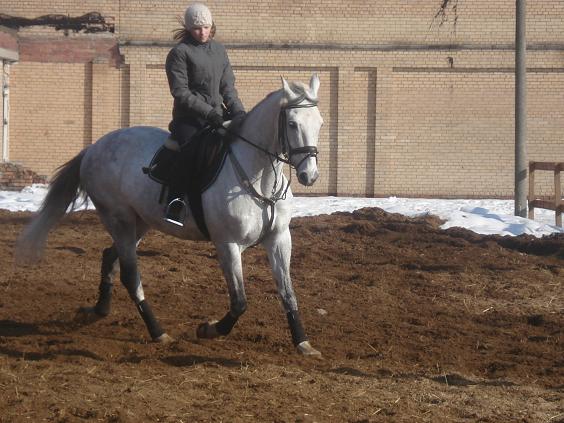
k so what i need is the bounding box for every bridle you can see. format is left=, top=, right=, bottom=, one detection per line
left=225, top=95, right=319, bottom=168
left=278, top=94, right=319, bottom=169
left=223, top=94, right=320, bottom=245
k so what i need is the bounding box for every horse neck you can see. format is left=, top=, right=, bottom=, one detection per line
left=232, top=91, right=284, bottom=180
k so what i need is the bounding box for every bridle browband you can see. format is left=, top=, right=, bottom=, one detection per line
left=222, top=93, right=319, bottom=246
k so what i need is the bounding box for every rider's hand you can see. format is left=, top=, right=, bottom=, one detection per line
left=231, top=110, right=246, bottom=119
left=206, top=111, right=225, bottom=129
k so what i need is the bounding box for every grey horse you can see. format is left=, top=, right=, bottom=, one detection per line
left=16, top=75, right=324, bottom=356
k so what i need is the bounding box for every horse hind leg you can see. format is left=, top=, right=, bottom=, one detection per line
left=77, top=245, right=118, bottom=318
left=197, top=242, right=247, bottom=339
left=94, top=245, right=119, bottom=316
left=114, top=219, right=172, bottom=343
left=92, top=211, right=171, bottom=343
left=79, top=221, right=148, bottom=318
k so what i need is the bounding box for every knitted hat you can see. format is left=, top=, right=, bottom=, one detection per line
left=184, top=3, right=213, bottom=29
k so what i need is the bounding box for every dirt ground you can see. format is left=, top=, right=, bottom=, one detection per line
left=0, top=208, right=562, bottom=422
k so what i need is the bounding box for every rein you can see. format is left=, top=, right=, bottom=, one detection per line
left=224, top=95, right=319, bottom=246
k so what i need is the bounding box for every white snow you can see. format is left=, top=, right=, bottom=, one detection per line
left=1, top=184, right=562, bottom=238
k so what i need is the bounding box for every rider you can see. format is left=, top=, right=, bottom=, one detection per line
left=163, top=2, right=246, bottom=226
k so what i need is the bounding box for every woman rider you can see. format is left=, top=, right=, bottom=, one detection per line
left=163, top=2, right=246, bottom=225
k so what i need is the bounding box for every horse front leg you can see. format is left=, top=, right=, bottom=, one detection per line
left=197, top=242, right=247, bottom=339
left=263, top=228, right=321, bottom=357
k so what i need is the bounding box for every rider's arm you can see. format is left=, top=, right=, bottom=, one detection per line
left=220, top=49, right=245, bottom=117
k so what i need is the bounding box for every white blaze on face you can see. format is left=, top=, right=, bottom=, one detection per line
left=281, top=74, right=323, bottom=187
left=288, top=107, right=323, bottom=186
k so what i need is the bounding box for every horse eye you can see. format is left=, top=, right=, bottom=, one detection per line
left=288, top=121, right=298, bottom=129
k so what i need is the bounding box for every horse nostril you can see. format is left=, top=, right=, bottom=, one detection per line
left=312, top=170, right=319, bottom=183
left=298, top=172, right=308, bottom=185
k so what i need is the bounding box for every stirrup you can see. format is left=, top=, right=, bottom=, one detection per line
left=164, top=198, right=187, bottom=226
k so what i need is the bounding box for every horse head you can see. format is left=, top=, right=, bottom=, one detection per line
left=280, top=74, right=323, bottom=186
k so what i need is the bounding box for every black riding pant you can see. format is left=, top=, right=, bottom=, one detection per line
left=167, top=117, right=206, bottom=202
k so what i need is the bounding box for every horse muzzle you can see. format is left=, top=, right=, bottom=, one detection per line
left=291, top=146, right=319, bottom=186
left=298, top=167, right=319, bottom=186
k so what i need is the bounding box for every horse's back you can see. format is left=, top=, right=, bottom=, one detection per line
left=81, top=126, right=168, bottom=208
left=88, top=126, right=166, bottom=159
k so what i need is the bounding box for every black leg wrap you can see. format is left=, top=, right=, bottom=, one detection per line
left=136, top=300, right=164, bottom=340
left=287, top=310, right=308, bottom=346
left=94, top=283, right=113, bottom=316
left=101, top=248, right=117, bottom=274
left=215, top=312, right=239, bottom=336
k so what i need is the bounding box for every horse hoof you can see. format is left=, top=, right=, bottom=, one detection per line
left=77, top=307, right=110, bottom=317
left=154, top=333, right=175, bottom=344
left=297, top=341, right=322, bottom=357
left=74, top=306, right=105, bottom=324
left=196, top=320, right=220, bottom=339
left=78, top=305, right=109, bottom=317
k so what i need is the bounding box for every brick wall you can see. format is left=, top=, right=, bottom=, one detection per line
left=10, top=62, right=93, bottom=177
left=1, top=0, right=563, bottom=197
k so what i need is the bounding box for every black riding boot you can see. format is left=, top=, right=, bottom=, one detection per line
left=163, top=155, right=188, bottom=226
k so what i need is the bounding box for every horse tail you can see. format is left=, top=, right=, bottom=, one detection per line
left=15, top=148, right=88, bottom=265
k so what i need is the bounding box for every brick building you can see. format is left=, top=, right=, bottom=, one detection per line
left=0, top=1, right=563, bottom=197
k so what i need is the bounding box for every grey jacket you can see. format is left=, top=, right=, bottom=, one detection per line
left=165, top=36, right=245, bottom=122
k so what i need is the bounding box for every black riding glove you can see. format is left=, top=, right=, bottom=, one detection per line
left=206, top=111, right=225, bottom=129
left=230, top=110, right=246, bottom=119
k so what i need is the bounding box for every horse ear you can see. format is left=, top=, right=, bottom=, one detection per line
left=281, top=76, right=299, bottom=103
left=310, top=73, right=320, bottom=97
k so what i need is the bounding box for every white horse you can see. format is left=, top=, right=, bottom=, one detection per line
left=15, top=75, right=323, bottom=356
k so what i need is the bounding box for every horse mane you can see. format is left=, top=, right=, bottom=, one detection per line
left=246, top=81, right=318, bottom=117
left=247, top=90, right=282, bottom=117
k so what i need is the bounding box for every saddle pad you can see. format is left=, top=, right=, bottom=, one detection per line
left=146, top=127, right=229, bottom=239
left=180, top=128, right=229, bottom=238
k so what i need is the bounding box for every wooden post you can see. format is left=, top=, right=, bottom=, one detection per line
left=527, top=161, right=564, bottom=227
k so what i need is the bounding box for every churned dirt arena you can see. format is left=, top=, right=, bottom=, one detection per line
left=0, top=208, right=562, bottom=422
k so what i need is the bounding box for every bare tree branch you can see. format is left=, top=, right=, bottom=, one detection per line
left=431, top=0, right=459, bottom=31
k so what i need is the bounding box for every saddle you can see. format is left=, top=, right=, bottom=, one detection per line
left=145, top=126, right=230, bottom=239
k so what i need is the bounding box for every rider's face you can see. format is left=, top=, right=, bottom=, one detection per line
left=189, top=25, right=211, bottom=43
